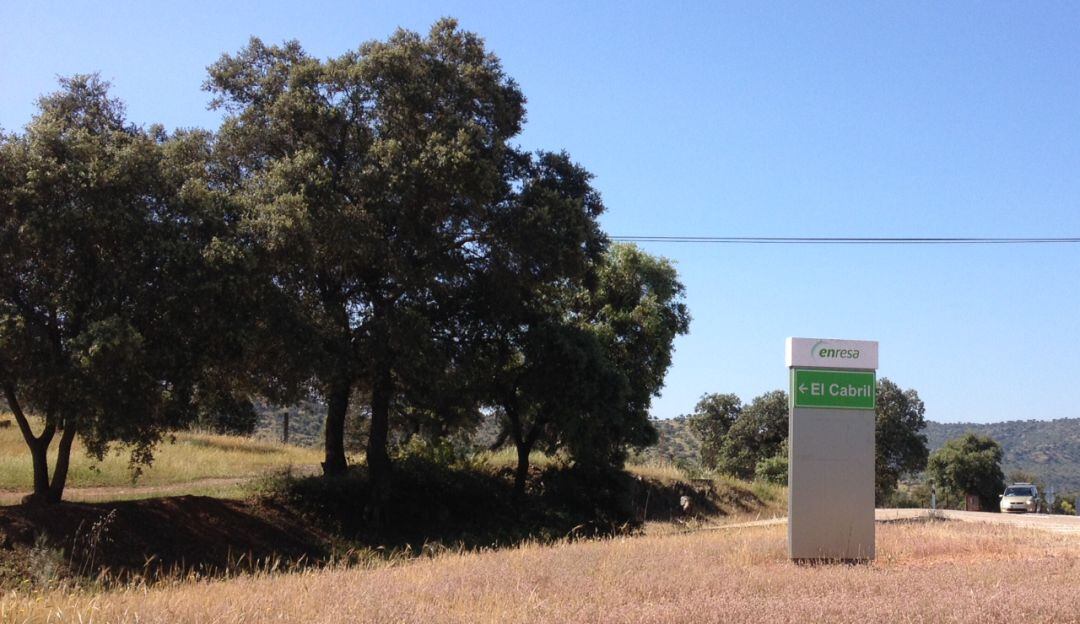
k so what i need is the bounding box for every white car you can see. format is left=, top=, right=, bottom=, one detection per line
left=1000, top=483, right=1040, bottom=513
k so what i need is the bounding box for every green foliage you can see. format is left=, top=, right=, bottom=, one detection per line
left=754, top=446, right=788, bottom=485
left=462, top=186, right=610, bottom=490
left=885, top=481, right=933, bottom=508
left=875, top=378, right=929, bottom=504
left=486, top=243, right=689, bottom=492
left=196, top=393, right=258, bottom=435
left=0, top=75, right=262, bottom=502
left=1004, top=469, right=1047, bottom=500
left=927, top=433, right=1005, bottom=511
left=749, top=479, right=784, bottom=504
left=687, top=393, right=741, bottom=470
left=263, top=459, right=634, bottom=547
left=393, top=433, right=489, bottom=472
left=635, top=416, right=701, bottom=466
left=26, top=534, right=68, bottom=589
left=3, top=21, right=695, bottom=516
left=665, top=379, right=929, bottom=495
left=670, top=460, right=710, bottom=481
left=566, top=244, right=690, bottom=470
left=925, top=418, right=1080, bottom=493
left=585, top=245, right=690, bottom=421
left=525, top=324, right=632, bottom=467
left=716, top=390, right=788, bottom=479
left=257, top=455, right=776, bottom=554
left=208, top=19, right=617, bottom=488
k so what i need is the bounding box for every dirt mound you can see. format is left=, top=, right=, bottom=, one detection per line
left=0, top=496, right=328, bottom=583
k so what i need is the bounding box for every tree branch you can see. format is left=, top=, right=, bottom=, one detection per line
left=49, top=413, right=78, bottom=498
left=3, top=382, right=38, bottom=446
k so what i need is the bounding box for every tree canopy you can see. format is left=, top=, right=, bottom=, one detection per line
left=874, top=377, right=929, bottom=503
left=571, top=244, right=690, bottom=469
left=0, top=76, right=258, bottom=503
left=487, top=243, right=689, bottom=493
left=203, top=21, right=691, bottom=516
left=205, top=20, right=531, bottom=497
left=927, top=433, right=1005, bottom=511
left=1, top=21, right=692, bottom=512
left=688, top=378, right=928, bottom=492
left=716, top=390, right=788, bottom=479
left=687, top=393, right=742, bottom=470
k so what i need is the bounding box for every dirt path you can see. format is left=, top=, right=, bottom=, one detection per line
left=0, top=476, right=252, bottom=506
left=711, top=508, right=1080, bottom=535
left=879, top=507, right=1080, bottom=534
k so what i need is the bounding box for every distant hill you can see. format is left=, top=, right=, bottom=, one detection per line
left=646, top=415, right=1080, bottom=493
left=635, top=416, right=700, bottom=465
left=924, top=418, right=1080, bottom=493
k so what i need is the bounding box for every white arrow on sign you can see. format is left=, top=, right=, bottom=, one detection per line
left=798, top=384, right=808, bottom=393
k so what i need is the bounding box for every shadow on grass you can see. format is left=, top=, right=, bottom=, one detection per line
left=0, top=458, right=773, bottom=588
left=267, top=458, right=704, bottom=551
left=0, top=495, right=328, bottom=588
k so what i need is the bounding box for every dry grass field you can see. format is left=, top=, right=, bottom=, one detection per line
left=4, top=520, right=1077, bottom=623
left=0, top=416, right=323, bottom=496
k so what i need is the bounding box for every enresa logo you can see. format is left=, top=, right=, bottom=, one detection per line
left=811, top=341, right=860, bottom=361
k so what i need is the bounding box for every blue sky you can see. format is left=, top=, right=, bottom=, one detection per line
left=4, top=2, right=1080, bottom=424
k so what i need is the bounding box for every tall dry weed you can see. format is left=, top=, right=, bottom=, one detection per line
left=5, top=520, right=1079, bottom=623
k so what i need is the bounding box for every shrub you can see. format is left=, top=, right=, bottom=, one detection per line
left=754, top=453, right=788, bottom=485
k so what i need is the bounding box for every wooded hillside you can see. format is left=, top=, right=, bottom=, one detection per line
left=924, top=418, right=1080, bottom=492
left=646, top=414, right=1080, bottom=493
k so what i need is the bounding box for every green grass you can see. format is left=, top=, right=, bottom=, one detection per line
left=0, top=415, right=324, bottom=491
left=482, top=447, right=561, bottom=470
left=481, top=450, right=694, bottom=482
left=65, top=481, right=256, bottom=503
left=0, top=414, right=786, bottom=518
left=625, top=459, right=686, bottom=481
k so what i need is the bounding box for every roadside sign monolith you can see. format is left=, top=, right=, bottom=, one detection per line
left=786, top=337, right=877, bottom=561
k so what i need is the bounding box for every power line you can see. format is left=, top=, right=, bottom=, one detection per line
left=610, top=236, right=1080, bottom=245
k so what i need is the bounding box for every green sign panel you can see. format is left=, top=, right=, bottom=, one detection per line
left=792, top=369, right=876, bottom=409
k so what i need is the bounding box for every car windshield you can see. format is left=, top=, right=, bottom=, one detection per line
left=1004, top=487, right=1035, bottom=497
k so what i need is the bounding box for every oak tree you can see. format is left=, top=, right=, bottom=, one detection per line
left=570, top=244, right=691, bottom=470
left=0, top=76, right=258, bottom=503
left=874, top=378, right=929, bottom=504
left=488, top=244, right=689, bottom=492
left=717, top=390, right=788, bottom=479
left=206, top=21, right=527, bottom=501
left=927, top=433, right=1005, bottom=511
left=687, top=393, right=742, bottom=470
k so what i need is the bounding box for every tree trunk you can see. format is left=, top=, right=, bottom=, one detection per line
left=505, top=404, right=540, bottom=498
left=47, top=421, right=77, bottom=503
left=513, top=437, right=533, bottom=497
left=366, top=361, right=393, bottom=520
left=322, top=378, right=351, bottom=476
left=27, top=438, right=51, bottom=502
left=5, top=385, right=58, bottom=505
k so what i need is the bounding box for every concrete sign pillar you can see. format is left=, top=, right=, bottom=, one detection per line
left=786, top=337, right=878, bottom=561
